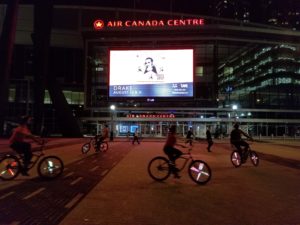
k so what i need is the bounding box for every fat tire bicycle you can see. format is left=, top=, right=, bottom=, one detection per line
left=0, top=141, right=64, bottom=181
left=81, top=136, right=108, bottom=154
left=230, top=145, right=259, bottom=168
left=147, top=147, right=212, bottom=185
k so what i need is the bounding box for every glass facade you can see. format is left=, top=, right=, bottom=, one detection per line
left=1, top=4, right=300, bottom=138
left=218, top=44, right=300, bottom=109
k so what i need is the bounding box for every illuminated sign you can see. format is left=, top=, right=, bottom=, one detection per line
left=127, top=114, right=175, bottom=118
left=93, top=20, right=105, bottom=30
left=93, top=18, right=204, bottom=30
left=109, top=49, right=194, bottom=98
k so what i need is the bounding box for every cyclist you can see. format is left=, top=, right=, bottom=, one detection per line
left=132, top=128, right=140, bottom=144
left=163, top=125, right=185, bottom=178
left=185, top=127, right=194, bottom=146
left=9, top=115, right=43, bottom=176
left=230, top=123, right=253, bottom=161
left=126, top=130, right=131, bottom=141
left=102, top=124, right=109, bottom=140
left=95, top=124, right=109, bottom=151
left=206, top=126, right=213, bottom=152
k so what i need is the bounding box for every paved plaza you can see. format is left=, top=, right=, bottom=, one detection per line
left=0, top=138, right=300, bottom=225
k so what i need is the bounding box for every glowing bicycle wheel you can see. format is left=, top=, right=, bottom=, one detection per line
left=37, top=156, right=64, bottom=179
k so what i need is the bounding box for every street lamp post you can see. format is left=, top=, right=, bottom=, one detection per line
left=110, top=105, right=116, bottom=141
left=232, top=104, right=238, bottom=121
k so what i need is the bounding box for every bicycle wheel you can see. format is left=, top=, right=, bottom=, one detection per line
left=250, top=151, right=259, bottom=167
left=37, top=156, right=64, bottom=179
left=81, top=143, right=91, bottom=154
left=100, top=142, right=108, bottom=152
left=188, top=160, right=212, bottom=185
left=231, top=151, right=242, bottom=167
left=0, top=155, right=21, bottom=180
left=91, top=139, right=97, bottom=149
left=147, top=156, right=171, bottom=181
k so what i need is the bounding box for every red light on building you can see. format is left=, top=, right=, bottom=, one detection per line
left=127, top=114, right=175, bottom=118
left=93, top=20, right=104, bottom=30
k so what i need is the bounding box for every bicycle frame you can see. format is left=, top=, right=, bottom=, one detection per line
left=147, top=147, right=212, bottom=185
left=90, top=136, right=103, bottom=149
left=17, top=145, right=45, bottom=170
left=88, top=137, right=96, bottom=145
left=185, top=138, right=193, bottom=146
left=26, top=151, right=44, bottom=170
left=242, top=146, right=254, bottom=160
left=0, top=141, right=65, bottom=180
left=175, top=149, right=194, bottom=172
left=230, top=143, right=259, bottom=167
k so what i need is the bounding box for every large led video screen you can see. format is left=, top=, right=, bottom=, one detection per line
left=109, top=49, right=194, bottom=97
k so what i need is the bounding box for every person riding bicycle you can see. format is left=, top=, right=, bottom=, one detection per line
left=163, top=125, right=185, bottom=178
left=95, top=124, right=109, bottom=151
left=185, top=127, right=194, bottom=146
left=230, top=123, right=253, bottom=161
left=9, top=115, right=43, bottom=176
left=206, top=126, right=213, bottom=152
left=132, top=128, right=140, bottom=145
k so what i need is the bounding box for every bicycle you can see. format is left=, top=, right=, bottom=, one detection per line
left=185, top=138, right=193, bottom=146
left=0, top=140, right=64, bottom=180
left=230, top=144, right=259, bottom=167
left=147, top=147, right=212, bottom=185
left=81, top=135, right=108, bottom=154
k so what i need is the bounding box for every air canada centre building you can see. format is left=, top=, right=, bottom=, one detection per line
left=2, top=4, right=300, bottom=138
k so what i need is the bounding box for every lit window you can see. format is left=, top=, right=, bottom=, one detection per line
left=195, top=66, right=204, bottom=77
left=44, top=90, right=51, bottom=104
left=8, top=88, right=16, bottom=102
left=224, top=67, right=233, bottom=76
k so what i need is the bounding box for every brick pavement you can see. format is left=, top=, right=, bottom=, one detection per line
left=58, top=139, right=300, bottom=225
left=1, top=137, right=299, bottom=225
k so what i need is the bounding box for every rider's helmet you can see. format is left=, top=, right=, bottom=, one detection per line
left=233, top=123, right=240, bottom=129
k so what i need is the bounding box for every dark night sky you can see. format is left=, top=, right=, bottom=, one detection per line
left=1, top=0, right=213, bottom=16
left=1, top=0, right=299, bottom=25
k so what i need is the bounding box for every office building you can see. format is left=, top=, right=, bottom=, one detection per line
left=1, top=3, right=300, bottom=138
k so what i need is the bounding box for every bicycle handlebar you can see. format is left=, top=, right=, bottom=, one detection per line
left=34, top=139, right=47, bottom=152
left=180, top=146, right=193, bottom=154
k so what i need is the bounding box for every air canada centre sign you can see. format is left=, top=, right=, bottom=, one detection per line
left=93, top=18, right=204, bottom=30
